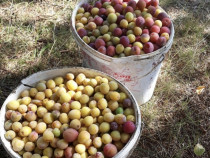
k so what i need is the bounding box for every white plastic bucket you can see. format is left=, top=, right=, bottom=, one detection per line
left=0, top=67, right=141, bottom=158
left=70, top=0, right=175, bottom=105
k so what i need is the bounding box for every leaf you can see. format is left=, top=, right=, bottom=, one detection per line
left=196, top=86, right=205, bottom=95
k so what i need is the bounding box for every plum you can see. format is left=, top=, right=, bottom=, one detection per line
left=137, top=0, right=146, bottom=11
left=160, top=26, right=170, bottom=34
left=94, top=1, right=102, bottom=8
left=103, top=144, right=118, bottom=158
left=140, top=33, right=150, bottom=43
left=145, top=17, right=154, bottom=28
left=142, top=29, right=149, bottom=34
left=99, top=8, right=106, bottom=16
left=106, top=46, right=116, bottom=57
left=143, top=42, right=154, bottom=53
left=151, top=0, right=159, bottom=7
left=116, top=15, right=125, bottom=24
left=63, top=128, right=78, bottom=143
left=135, top=16, right=145, bottom=27
left=150, top=25, right=160, bottom=33
left=78, top=28, right=87, bottom=38
left=162, top=17, right=172, bottom=27
left=110, top=122, right=118, bottom=130
left=95, top=39, right=105, bottom=49
left=148, top=6, right=156, bottom=16
left=128, top=0, right=137, bottom=10
left=123, top=121, right=136, bottom=134
left=150, top=32, right=159, bottom=43
left=124, top=6, right=134, bottom=14
left=131, top=46, right=141, bottom=55
left=94, top=17, right=103, bottom=26
left=120, top=36, right=130, bottom=47
left=157, top=12, right=168, bottom=20
left=114, top=4, right=123, bottom=13
left=156, top=36, right=167, bottom=46
left=64, top=146, right=75, bottom=158
left=98, top=46, right=107, bottom=54
left=113, top=27, right=122, bottom=36
left=123, top=98, right=132, bottom=108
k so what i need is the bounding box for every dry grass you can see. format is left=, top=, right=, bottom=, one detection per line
left=0, top=0, right=209, bottom=157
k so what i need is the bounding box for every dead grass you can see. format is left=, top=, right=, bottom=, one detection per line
left=0, top=0, right=209, bottom=158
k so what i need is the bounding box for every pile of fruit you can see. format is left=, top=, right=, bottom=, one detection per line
left=4, top=72, right=136, bottom=158
left=75, top=0, right=172, bottom=57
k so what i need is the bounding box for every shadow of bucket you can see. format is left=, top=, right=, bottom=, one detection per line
left=70, top=0, right=175, bottom=105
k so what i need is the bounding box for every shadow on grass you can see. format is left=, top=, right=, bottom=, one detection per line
left=0, top=21, right=82, bottom=106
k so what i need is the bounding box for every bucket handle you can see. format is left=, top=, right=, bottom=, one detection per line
left=136, top=54, right=165, bottom=80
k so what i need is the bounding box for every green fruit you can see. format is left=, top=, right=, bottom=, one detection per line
left=115, top=107, right=123, bottom=114
left=194, top=143, right=205, bottom=156
left=107, top=13, right=117, bottom=24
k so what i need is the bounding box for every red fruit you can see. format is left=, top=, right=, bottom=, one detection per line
left=81, top=3, right=90, bottom=11
left=99, top=8, right=106, bottom=16
left=106, top=46, right=116, bottom=57
left=145, top=17, right=154, bottom=28
left=63, top=128, right=78, bottom=143
left=123, top=121, right=136, bottom=134
left=114, top=4, right=123, bottom=13
left=95, top=39, right=106, bottom=49
left=89, top=43, right=95, bottom=49
left=101, top=0, right=110, bottom=4
left=156, top=36, right=167, bottom=46
left=150, top=32, right=159, bottom=43
left=103, top=144, right=118, bottom=158
left=117, top=15, right=125, bottom=24
left=143, top=42, right=154, bottom=53
left=128, top=0, right=137, bottom=10
left=65, top=147, right=74, bottom=158
left=151, top=0, right=159, bottom=7
left=120, top=36, right=130, bottom=47
left=162, top=18, right=172, bottom=27
left=148, top=6, right=156, bottom=16
left=98, top=46, right=107, bottom=54
left=135, top=36, right=141, bottom=42
left=137, top=0, right=146, bottom=11
left=78, top=28, right=87, bottom=38
left=143, top=0, right=151, bottom=7
left=160, top=26, right=170, bottom=34
left=123, top=98, right=132, bottom=108
left=111, top=0, right=120, bottom=6
left=113, top=28, right=122, bottom=36
left=88, top=5, right=93, bottom=13
left=150, top=25, right=160, bottom=33
left=94, top=17, right=103, bottom=26
left=110, top=122, right=118, bottom=130
left=131, top=46, right=141, bottom=55
left=122, top=28, right=128, bottom=35
left=142, top=29, right=149, bottom=34
left=124, top=6, right=134, bottom=13
left=153, top=44, right=160, bottom=51
left=157, top=12, right=168, bottom=20
left=135, top=16, right=145, bottom=27
left=94, top=1, right=102, bottom=8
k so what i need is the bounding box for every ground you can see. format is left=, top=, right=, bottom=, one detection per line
left=0, top=0, right=209, bottom=157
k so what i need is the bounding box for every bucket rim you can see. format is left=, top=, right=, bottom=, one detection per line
left=70, top=0, right=175, bottom=62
